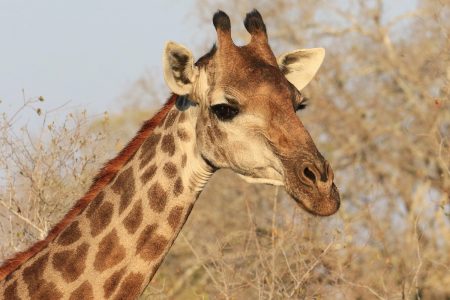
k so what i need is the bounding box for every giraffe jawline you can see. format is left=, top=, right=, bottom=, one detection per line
left=237, top=172, right=340, bottom=217
left=290, top=195, right=326, bottom=216
left=289, top=187, right=340, bottom=217
left=237, top=174, right=284, bottom=186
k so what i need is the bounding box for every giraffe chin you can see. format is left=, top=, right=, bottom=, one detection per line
left=237, top=174, right=284, bottom=186
left=237, top=173, right=340, bottom=216
left=288, top=183, right=340, bottom=217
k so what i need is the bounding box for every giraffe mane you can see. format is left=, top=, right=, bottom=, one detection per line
left=0, top=94, right=177, bottom=280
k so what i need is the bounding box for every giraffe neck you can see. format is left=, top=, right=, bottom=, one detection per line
left=0, top=100, right=214, bottom=299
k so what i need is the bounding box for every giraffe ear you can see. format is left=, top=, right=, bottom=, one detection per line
left=163, top=41, right=198, bottom=95
left=277, top=48, right=325, bottom=91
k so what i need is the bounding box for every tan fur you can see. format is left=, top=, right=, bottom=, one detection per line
left=0, top=95, right=177, bottom=282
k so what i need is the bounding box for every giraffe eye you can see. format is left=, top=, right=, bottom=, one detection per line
left=211, top=104, right=239, bottom=121
left=295, top=97, right=309, bottom=111
left=295, top=103, right=307, bottom=111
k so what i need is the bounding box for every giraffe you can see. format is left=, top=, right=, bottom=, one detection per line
left=0, top=10, right=340, bottom=299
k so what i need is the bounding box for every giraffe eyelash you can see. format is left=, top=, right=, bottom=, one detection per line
left=295, top=97, right=309, bottom=111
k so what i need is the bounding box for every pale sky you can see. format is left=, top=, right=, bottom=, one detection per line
left=0, top=0, right=204, bottom=114
left=0, top=0, right=417, bottom=117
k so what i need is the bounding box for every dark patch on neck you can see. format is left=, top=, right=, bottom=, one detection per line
left=57, top=221, right=81, bottom=246
left=110, top=167, right=136, bottom=214
left=164, top=110, right=178, bottom=129
left=3, top=280, right=19, bottom=300
left=103, top=267, right=126, bottom=298
left=52, top=243, right=89, bottom=283
left=113, top=272, right=145, bottom=300
left=94, top=230, right=126, bottom=272
left=70, top=281, right=93, bottom=300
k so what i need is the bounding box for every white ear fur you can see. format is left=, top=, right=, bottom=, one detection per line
left=277, top=48, right=325, bottom=90
left=163, top=41, right=198, bottom=95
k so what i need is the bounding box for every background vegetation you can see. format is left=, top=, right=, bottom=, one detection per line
left=1, top=0, right=449, bottom=299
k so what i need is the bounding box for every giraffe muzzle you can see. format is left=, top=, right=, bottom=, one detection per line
left=300, top=161, right=334, bottom=193
left=284, top=158, right=340, bottom=217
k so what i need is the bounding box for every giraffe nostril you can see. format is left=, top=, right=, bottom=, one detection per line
left=320, top=163, right=328, bottom=182
left=326, top=162, right=334, bottom=183
left=303, top=167, right=316, bottom=183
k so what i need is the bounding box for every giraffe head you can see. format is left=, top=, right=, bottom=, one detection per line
left=163, top=10, right=339, bottom=216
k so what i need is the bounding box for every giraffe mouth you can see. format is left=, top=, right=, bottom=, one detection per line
left=288, top=183, right=340, bottom=217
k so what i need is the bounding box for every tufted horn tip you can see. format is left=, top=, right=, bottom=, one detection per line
left=213, top=10, right=231, bottom=31
left=244, top=9, right=266, bottom=35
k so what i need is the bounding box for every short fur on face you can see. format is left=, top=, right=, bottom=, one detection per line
left=163, top=10, right=339, bottom=216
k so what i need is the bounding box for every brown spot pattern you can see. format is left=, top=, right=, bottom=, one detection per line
left=161, top=134, right=175, bottom=156
left=112, top=272, right=145, bottom=300
left=139, top=133, right=161, bottom=169
left=163, top=162, right=177, bottom=179
left=123, top=199, right=143, bottom=234
left=86, top=191, right=105, bottom=218
left=177, top=128, right=190, bottom=142
left=111, top=167, right=135, bottom=214
left=57, top=221, right=81, bottom=246
left=0, top=96, right=177, bottom=285
left=164, top=110, right=178, bottom=129
left=136, top=224, right=168, bottom=261
left=53, top=243, right=89, bottom=283
left=94, top=230, right=126, bottom=272
left=140, top=164, right=157, bottom=184
left=181, top=154, right=187, bottom=168
left=32, top=282, right=62, bottom=300
left=148, top=182, right=167, bottom=212
left=139, top=151, right=156, bottom=170
left=88, top=201, right=114, bottom=237
left=69, top=281, right=93, bottom=300
left=103, top=267, right=126, bottom=299
left=3, top=280, right=20, bottom=300
left=23, top=253, right=49, bottom=295
left=140, top=133, right=161, bottom=156
left=174, top=177, right=184, bottom=197
left=168, top=206, right=184, bottom=230
left=178, top=111, right=186, bottom=123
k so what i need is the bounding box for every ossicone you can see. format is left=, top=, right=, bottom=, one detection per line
left=211, top=9, right=270, bottom=56
left=212, top=10, right=234, bottom=48
left=244, top=10, right=267, bottom=36
left=244, top=9, right=268, bottom=45
left=213, top=10, right=231, bottom=31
